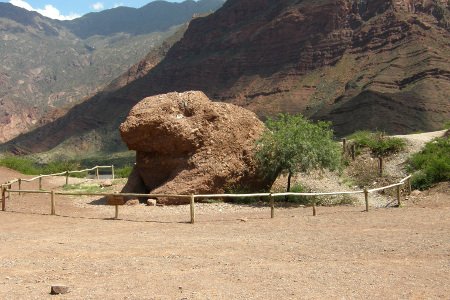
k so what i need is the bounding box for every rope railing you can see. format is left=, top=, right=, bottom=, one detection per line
left=399, top=175, right=412, bottom=183
left=368, top=182, right=403, bottom=193
left=4, top=165, right=114, bottom=186
left=1, top=170, right=413, bottom=224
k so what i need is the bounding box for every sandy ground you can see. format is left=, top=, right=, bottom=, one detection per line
left=0, top=165, right=449, bottom=299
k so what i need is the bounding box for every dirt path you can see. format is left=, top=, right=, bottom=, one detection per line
left=1, top=166, right=449, bottom=299
left=1, top=202, right=449, bottom=299
left=393, top=130, right=447, bottom=153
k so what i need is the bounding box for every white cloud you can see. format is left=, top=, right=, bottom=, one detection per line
left=36, top=5, right=80, bottom=20
left=113, top=3, right=124, bottom=8
left=9, top=0, right=33, bottom=11
left=91, top=2, right=104, bottom=10
left=9, top=0, right=80, bottom=20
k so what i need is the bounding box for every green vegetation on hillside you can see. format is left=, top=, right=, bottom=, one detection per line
left=348, top=131, right=406, bottom=156
left=347, top=131, right=406, bottom=176
left=0, top=156, right=79, bottom=175
left=408, top=136, right=450, bottom=190
left=0, top=154, right=133, bottom=178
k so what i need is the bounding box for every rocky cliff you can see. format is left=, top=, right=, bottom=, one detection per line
left=4, top=0, right=450, bottom=156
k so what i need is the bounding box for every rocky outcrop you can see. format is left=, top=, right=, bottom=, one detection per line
left=119, top=91, right=269, bottom=204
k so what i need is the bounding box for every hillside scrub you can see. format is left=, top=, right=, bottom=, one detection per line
left=0, top=155, right=132, bottom=178
left=348, top=131, right=406, bottom=176
left=0, top=156, right=40, bottom=175
left=348, top=131, right=406, bottom=156
left=255, top=114, right=341, bottom=193
left=0, top=156, right=82, bottom=177
left=408, top=136, right=450, bottom=190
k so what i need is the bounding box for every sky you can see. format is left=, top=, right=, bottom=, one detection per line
left=2, top=0, right=186, bottom=20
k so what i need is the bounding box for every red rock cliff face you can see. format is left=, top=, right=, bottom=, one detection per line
left=123, top=0, right=449, bottom=135
left=141, top=0, right=356, bottom=94
left=4, top=0, right=450, bottom=154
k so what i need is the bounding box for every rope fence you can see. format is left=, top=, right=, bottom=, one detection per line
left=0, top=165, right=413, bottom=224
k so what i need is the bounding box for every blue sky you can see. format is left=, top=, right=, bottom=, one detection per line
left=3, top=0, right=186, bottom=20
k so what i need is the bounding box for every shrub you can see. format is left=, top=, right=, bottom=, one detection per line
left=256, top=114, right=341, bottom=192
left=224, top=185, right=262, bottom=204
left=443, top=121, right=450, bottom=130
left=285, top=183, right=311, bottom=204
left=367, top=133, right=406, bottom=157
left=0, top=155, right=123, bottom=179
left=115, top=165, right=133, bottom=178
left=408, top=136, right=450, bottom=190
left=0, top=156, right=39, bottom=174
left=348, top=131, right=406, bottom=156
left=347, top=131, right=406, bottom=176
left=347, top=130, right=373, bottom=148
left=433, top=4, right=445, bottom=20
left=41, top=160, right=81, bottom=175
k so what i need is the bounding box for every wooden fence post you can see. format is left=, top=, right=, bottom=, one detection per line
left=270, top=194, right=274, bottom=219
left=364, top=188, right=369, bottom=212
left=51, top=191, right=55, bottom=215
left=1, top=186, right=5, bottom=211
left=378, top=157, right=384, bottom=177
left=312, top=201, right=316, bottom=216
left=111, top=165, right=115, bottom=180
left=342, top=138, right=346, bottom=154
left=65, top=171, right=69, bottom=186
left=96, top=167, right=99, bottom=180
left=190, top=195, right=195, bottom=224
left=351, top=144, right=356, bottom=160
left=397, top=185, right=401, bottom=207
left=115, top=205, right=119, bottom=219
left=407, top=177, right=412, bottom=195
left=7, top=184, right=11, bottom=203
left=39, top=175, right=42, bottom=190
left=18, top=178, right=22, bottom=196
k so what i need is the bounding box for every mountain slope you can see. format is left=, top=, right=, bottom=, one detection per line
left=0, top=0, right=224, bottom=143
left=3, top=0, right=450, bottom=156
left=2, top=24, right=189, bottom=156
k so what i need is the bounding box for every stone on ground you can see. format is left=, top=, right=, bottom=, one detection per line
left=50, top=285, right=69, bottom=295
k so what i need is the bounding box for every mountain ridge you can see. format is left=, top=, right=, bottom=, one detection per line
left=2, top=0, right=450, bottom=157
left=61, top=0, right=225, bottom=38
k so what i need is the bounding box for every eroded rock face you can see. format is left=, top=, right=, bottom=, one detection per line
left=120, top=91, right=269, bottom=204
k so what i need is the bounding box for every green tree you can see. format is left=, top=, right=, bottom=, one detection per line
left=255, top=114, right=340, bottom=193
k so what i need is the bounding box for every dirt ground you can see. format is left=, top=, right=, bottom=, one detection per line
left=0, top=166, right=449, bottom=299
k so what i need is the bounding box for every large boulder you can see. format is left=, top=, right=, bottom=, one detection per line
left=120, top=91, right=270, bottom=204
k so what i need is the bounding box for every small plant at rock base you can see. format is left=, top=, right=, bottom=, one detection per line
left=443, top=121, right=450, bottom=130
left=224, top=185, right=262, bottom=204
left=115, top=165, right=133, bottom=178
left=285, top=183, right=312, bottom=205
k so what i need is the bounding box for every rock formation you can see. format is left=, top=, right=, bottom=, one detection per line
left=119, top=91, right=269, bottom=204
